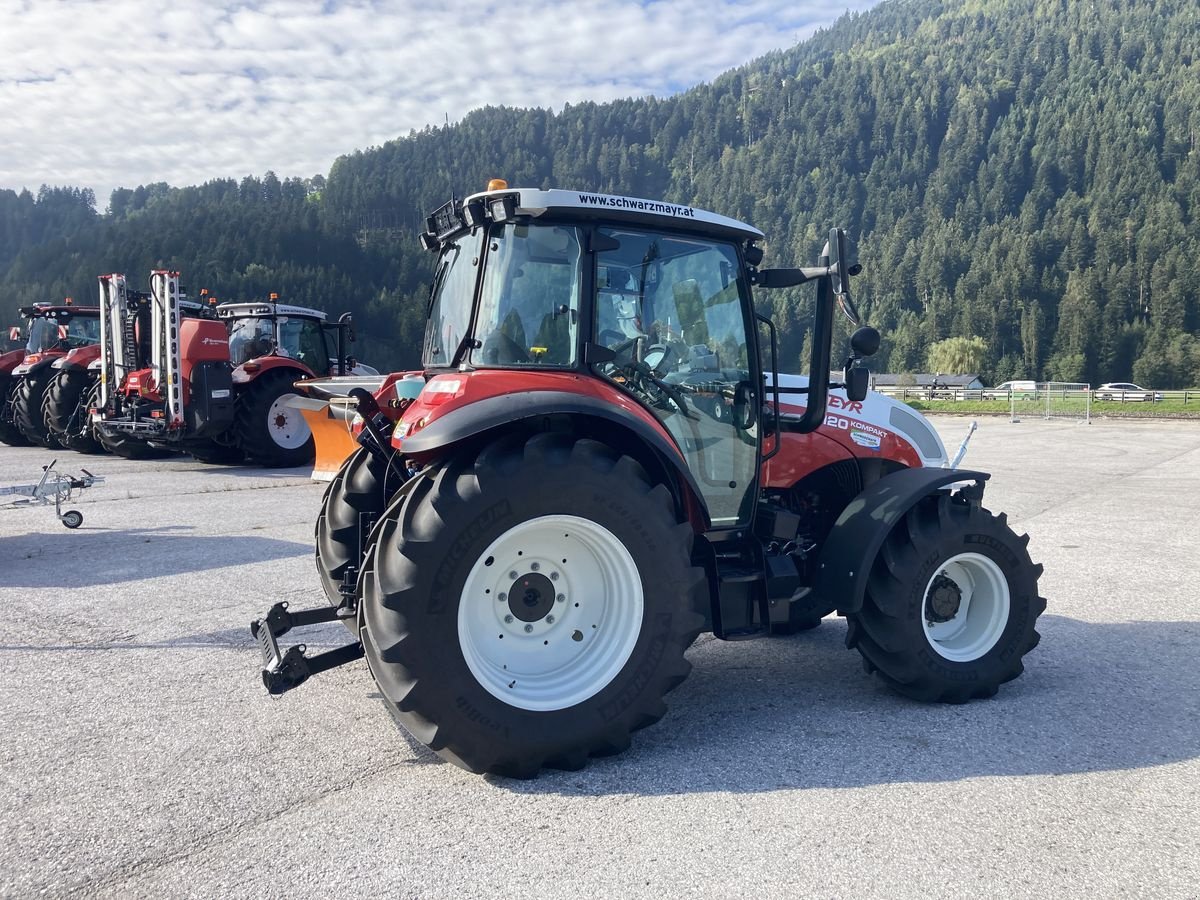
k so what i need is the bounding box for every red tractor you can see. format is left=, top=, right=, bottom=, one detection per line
left=94, top=272, right=370, bottom=465
left=0, top=302, right=102, bottom=449
left=252, top=184, right=1046, bottom=778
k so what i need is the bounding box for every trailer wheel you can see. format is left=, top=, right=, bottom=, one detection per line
left=846, top=492, right=1046, bottom=703
left=43, top=369, right=102, bottom=453
left=315, top=446, right=399, bottom=608
left=13, top=370, right=61, bottom=448
left=61, top=510, right=83, bottom=529
left=235, top=369, right=313, bottom=467
left=0, top=372, right=31, bottom=446
left=360, top=432, right=706, bottom=777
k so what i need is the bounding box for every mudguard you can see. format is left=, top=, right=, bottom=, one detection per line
left=814, top=466, right=990, bottom=615
left=398, top=389, right=711, bottom=528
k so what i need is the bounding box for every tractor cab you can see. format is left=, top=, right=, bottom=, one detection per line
left=218, top=297, right=361, bottom=377
left=12, top=303, right=102, bottom=373
left=414, top=185, right=787, bottom=529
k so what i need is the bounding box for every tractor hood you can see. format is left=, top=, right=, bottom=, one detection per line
left=768, top=373, right=949, bottom=468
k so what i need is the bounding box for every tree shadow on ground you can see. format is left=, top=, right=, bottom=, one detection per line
left=0, top=525, right=310, bottom=587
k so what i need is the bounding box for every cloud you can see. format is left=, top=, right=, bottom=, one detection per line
left=0, top=0, right=882, bottom=206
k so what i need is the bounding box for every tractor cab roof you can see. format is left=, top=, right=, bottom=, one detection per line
left=423, top=186, right=764, bottom=250
left=19, top=303, right=100, bottom=319
left=215, top=301, right=327, bottom=321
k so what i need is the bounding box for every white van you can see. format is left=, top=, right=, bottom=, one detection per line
left=984, top=380, right=1037, bottom=399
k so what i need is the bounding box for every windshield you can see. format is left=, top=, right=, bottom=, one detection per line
left=227, top=317, right=275, bottom=366
left=25, top=315, right=101, bottom=353
left=424, top=229, right=483, bottom=367
left=471, top=222, right=582, bottom=367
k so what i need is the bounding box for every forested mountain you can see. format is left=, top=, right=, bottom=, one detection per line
left=3, top=0, right=1199, bottom=386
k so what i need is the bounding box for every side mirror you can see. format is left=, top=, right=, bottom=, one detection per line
left=844, top=364, right=869, bottom=402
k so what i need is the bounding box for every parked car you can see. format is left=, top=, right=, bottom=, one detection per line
left=1096, top=382, right=1160, bottom=402
left=983, top=380, right=1037, bottom=399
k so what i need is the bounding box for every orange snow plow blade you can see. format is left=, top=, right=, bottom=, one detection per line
left=289, top=376, right=387, bottom=481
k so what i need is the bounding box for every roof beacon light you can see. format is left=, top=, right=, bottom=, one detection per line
left=486, top=178, right=508, bottom=191
left=64, top=297, right=73, bottom=305
left=269, top=293, right=279, bottom=301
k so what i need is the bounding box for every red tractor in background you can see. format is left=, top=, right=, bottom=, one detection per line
left=0, top=302, right=102, bottom=449
left=252, top=183, right=1047, bottom=778
left=42, top=282, right=213, bottom=456
left=94, top=271, right=372, bottom=466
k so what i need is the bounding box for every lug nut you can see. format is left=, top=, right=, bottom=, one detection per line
left=524, top=624, right=533, bottom=633
left=498, top=592, right=507, bottom=602
left=530, top=562, right=540, bottom=571
left=504, top=615, right=514, bottom=624
left=509, top=571, right=519, bottom=580
left=546, top=615, right=555, bottom=624
left=556, top=593, right=566, bottom=603
left=550, top=572, right=559, bottom=581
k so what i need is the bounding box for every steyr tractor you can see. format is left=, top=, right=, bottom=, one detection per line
left=1, top=302, right=102, bottom=449
left=252, top=184, right=1046, bottom=778
left=94, top=272, right=371, bottom=466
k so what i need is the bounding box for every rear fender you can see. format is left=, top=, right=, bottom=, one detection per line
left=233, top=357, right=315, bottom=386
left=398, top=389, right=711, bottom=530
left=814, top=467, right=990, bottom=615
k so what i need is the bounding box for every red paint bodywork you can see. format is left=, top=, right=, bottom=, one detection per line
left=232, top=354, right=315, bottom=386
left=55, top=343, right=102, bottom=371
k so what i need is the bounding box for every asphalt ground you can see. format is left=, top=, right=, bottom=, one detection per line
left=1, top=416, right=1197, bottom=899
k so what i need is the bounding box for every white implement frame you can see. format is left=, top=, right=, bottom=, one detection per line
left=149, top=270, right=185, bottom=427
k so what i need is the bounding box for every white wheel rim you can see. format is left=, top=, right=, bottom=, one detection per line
left=921, top=552, right=1010, bottom=662
left=458, top=514, right=644, bottom=712
left=265, top=393, right=310, bottom=449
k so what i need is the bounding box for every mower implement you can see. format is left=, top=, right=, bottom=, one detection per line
left=256, top=183, right=1047, bottom=777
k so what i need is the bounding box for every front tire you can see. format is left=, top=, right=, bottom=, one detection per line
left=235, top=370, right=313, bottom=467
left=846, top=493, right=1046, bottom=702
left=43, top=369, right=102, bottom=453
left=360, top=432, right=706, bottom=777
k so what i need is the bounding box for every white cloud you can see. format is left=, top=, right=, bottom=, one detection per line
left=0, top=0, right=882, bottom=206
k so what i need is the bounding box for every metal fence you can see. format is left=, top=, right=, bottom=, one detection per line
left=874, top=387, right=1198, bottom=404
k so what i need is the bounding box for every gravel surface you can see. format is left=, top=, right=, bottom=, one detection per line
left=1, top=418, right=1197, bottom=899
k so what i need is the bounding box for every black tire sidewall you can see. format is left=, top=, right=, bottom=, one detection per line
left=883, top=504, right=1039, bottom=685
left=364, top=440, right=697, bottom=768
left=236, top=370, right=313, bottom=467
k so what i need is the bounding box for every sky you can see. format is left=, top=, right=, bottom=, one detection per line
left=0, top=0, right=883, bottom=208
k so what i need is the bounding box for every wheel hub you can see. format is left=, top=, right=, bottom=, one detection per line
left=925, top=573, right=962, bottom=623
left=458, top=515, right=644, bottom=711
left=509, top=571, right=555, bottom=622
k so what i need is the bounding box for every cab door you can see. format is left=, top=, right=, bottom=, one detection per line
left=590, top=227, right=760, bottom=528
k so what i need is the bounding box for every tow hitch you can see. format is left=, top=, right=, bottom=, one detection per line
left=250, top=600, right=364, bottom=694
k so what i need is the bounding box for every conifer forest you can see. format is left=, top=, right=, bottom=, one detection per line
left=2, top=0, right=1198, bottom=386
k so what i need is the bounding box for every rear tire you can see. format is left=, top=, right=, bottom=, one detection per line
left=846, top=493, right=1046, bottom=702
left=0, top=372, right=31, bottom=446
left=189, top=442, right=244, bottom=465
left=43, top=369, right=102, bottom=453
left=235, top=369, right=313, bottom=467
left=13, top=369, right=61, bottom=448
left=360, top=432, right=706, bottom=777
